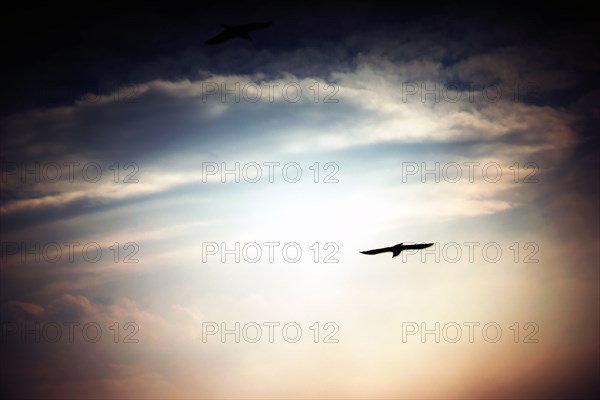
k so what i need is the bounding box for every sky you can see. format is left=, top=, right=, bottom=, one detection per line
left=0, top=1, right=598, bottom=399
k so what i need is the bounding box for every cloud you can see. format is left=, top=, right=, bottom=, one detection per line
left=1, top=6, right=597, bottom=398
left=0, top=59, right=579, bottom=240
left=0, top=294, right=177, bottom=398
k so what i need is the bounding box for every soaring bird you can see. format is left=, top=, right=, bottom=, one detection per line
left=360, top=242, right=434, bottom=258
left=205, top=22, right=273, bottom=45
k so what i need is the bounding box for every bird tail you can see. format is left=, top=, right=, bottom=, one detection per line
left=392, top=249, right=401, bottom=258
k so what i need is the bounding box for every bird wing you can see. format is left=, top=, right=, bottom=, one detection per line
left=360, top=246, right=392, bottom=255
left=205, top=30, right=235, bottom=45
left=401, top=243, right=434, bottom=250
left=238, top=21, right=273, bottom=31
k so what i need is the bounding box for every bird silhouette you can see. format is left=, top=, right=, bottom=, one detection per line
left=360, top=242, right=434, bottom=258
left=205, top=22, right=273, bottom=45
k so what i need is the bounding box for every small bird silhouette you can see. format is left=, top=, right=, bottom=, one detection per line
left=205, top=22, right=273, bottom=45
left=360, top=242, right=434, bottom=258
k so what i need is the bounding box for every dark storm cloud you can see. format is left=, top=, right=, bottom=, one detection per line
left=1, top=1, right=596, bottom=114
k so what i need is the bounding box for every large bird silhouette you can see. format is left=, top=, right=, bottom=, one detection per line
left=205, top=22, right=273, bottom=45
left=360, top=242, right=434, bottom=258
